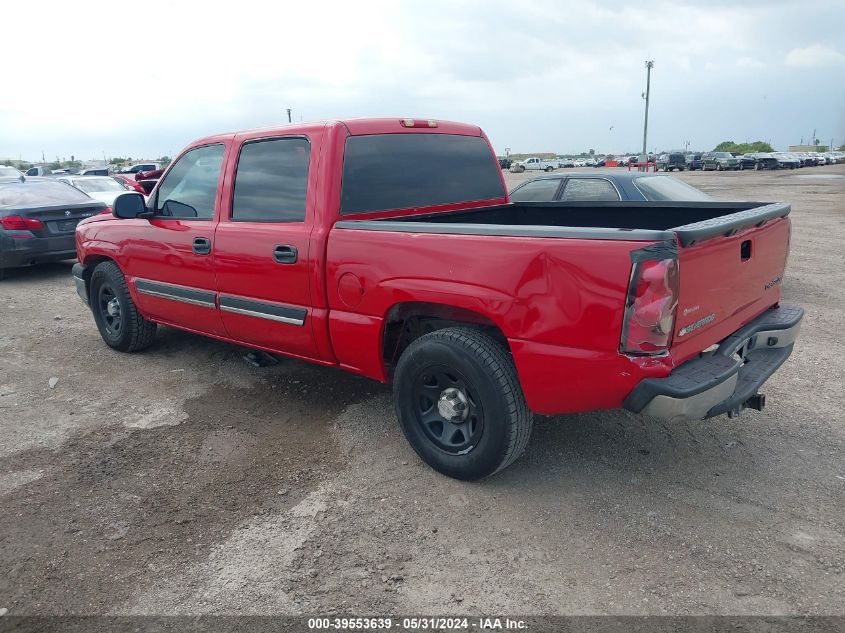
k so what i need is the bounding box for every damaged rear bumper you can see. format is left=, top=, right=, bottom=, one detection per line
left=624, top=304, right=803, bottom=422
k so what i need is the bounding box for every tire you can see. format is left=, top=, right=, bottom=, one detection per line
left=89, top=261, right=157, bottom=352
left=392, top=327, right=533, bottom=480
left=716, top=163, right=722, bottom=171
left=544, top=166, right=553, bottom=172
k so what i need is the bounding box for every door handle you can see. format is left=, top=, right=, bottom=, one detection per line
left=273, top=244, right=298, bottom=264
left=192, top=237, right=212, bottom=255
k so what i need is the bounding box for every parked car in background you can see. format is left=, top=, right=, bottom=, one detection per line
left=498, top=158, right=512, bottom=170
left=744, top=153, right=779, bottom=170
left=594, top=158, right=607, bottom=167
left=737, top=155, right=757, bottom=170
left=794, top=153, right=816, bottom=168
left=702, top=152, right=740, bottom=171
left=573, top=159, right=586, bottom=168
left=24, top=166, right=52, bottom=177
left=558, top=157, right=575, bottom=168
left=0, top=179, right=107, bottom=279
left=57, top=175, right=134, bottom=205
left=135, top=168, right=165, bottom=194
left=508, top=172, right=713, bottom=202
left=509, top=157, right=556, bottom=173
left=770, top=153, right=800, bottom=169
left=685, top=154, right=704, bottom=170
left=0, top=166, right=25, bottom=183
left=119, top=163, right=159, bottom=174
left=79, top=168, right=110, bottom=176
left=584, top=158, right=597, bottom=167
left=112, top=174, right=147, bottom=194
left=656, top=152, right=686, bottom=172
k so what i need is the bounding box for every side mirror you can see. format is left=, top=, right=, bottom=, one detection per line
left=113, top=192, right=151, bottom=219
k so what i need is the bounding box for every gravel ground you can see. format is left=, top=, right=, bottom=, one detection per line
left=0, top=165, right=842, bottom=616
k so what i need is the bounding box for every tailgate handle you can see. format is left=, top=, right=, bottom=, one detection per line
left=273, top=244, right=298, bottom=264
left=741, top=240, right=752, bottom=261
left=192, top=237, right=212, bottom=255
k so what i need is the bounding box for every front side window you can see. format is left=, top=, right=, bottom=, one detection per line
left=155, top=144, right=224, bottom=219
left=341, top=133, right=505, bottom=215
left=509, top=178, right=562, bottom=202
left=232, top=137, right=310, bottom=222
left=559, top=178, right=620, bottom=202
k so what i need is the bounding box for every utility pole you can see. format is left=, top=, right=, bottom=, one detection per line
left=641, top=60, right=654, bottom=170
left=286, top=108, right=292, bottom=123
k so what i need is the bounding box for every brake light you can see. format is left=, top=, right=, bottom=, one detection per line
left=99, top=207, right=113, bottom=215
left=620, top=258, right=679, bottom=355
left=1, top=215, right=44, bottom=231
left=400, top=118, right=438, bottom=128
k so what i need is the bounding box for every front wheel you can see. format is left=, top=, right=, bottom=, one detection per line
left=90, top=261, right=157, bottom=352
left=393, top=327, right=533, bottom=480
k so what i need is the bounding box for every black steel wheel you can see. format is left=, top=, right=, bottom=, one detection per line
left=97, top=282, right=123, bottom=338
left=89, top=261, right=157, bottom=352
left=412, top=365, right=483, bottom=455
left=393, top=327, right=533, bottom=480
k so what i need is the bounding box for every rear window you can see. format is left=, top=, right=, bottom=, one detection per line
left=633, top=176, right=713, bottom=202
left=340, top=134, right=504, bottom=215
left=0, top=181, right=92, bottom=207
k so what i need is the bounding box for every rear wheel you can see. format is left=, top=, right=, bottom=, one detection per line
left=544, top=166, right=553, bottom=172
left=393, top=327, right=532, bottom=480
left=90, top=261, right=157, bottom=352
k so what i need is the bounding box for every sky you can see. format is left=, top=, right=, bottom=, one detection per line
left=2, top=0, right=844, bottom=162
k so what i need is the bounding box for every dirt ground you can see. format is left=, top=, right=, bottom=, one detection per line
left=0, top=165, right=843, bottom=617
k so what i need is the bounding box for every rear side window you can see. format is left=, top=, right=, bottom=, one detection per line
left=560, top=179, right=620, bottom=202
left=341, top=134, right=504, bottom=215
left=155, top=144, right=224, bottom=219
left=232, top=137, right=310, bottom=222
left=509, top=179, right=562, bottom=202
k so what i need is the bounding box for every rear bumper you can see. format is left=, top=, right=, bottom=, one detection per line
left=624, top=304, right=803, bottom=421
left=0, top=233, right=76, bottom=268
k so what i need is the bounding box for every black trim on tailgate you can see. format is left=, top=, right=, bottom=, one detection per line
left=673, top=202, right=790, bottom=247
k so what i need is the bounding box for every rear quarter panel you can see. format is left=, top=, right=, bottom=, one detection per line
left=326, top=228, right=674, bottom=413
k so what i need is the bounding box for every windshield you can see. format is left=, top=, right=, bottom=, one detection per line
left=0, top=167, right=21, bottom=177
left=633, top=176, right=713, bottom=202
left=72, top=177, right=126, bottom=193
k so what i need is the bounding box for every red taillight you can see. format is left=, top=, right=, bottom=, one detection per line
left=621, top=258, right=679, bottom=355
left=1, top=215, right=44, bottom=231
left=99, top=207, right=113, bottom=215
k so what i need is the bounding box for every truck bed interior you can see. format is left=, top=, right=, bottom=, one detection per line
left=401, top=201, right=764, bottom=232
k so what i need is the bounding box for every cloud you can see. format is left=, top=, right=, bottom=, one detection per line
left=1, top=0, right=844, bottom=159
left=785, top=44, right=845, bottom=68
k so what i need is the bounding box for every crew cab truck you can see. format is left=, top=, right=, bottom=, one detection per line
left=73, top=118, right=802, bottom=480
left=509, top=157, right=556, bottom=173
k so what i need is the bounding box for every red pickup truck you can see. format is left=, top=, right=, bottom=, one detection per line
left=73, top=118, right=802, bottom=480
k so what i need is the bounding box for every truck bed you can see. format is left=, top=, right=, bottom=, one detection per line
left=338, top=201, right=790, bottom=247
